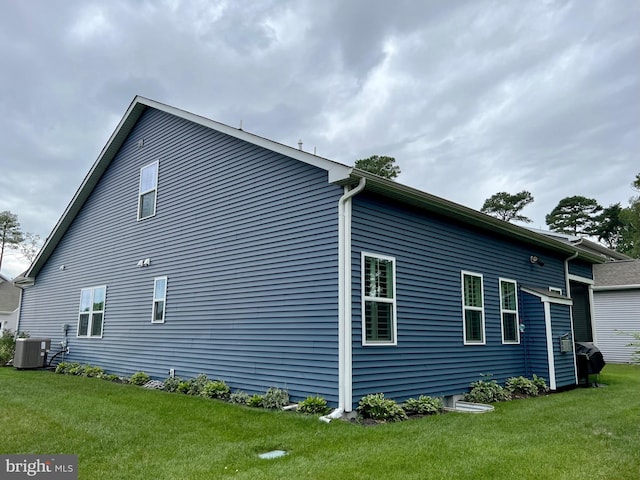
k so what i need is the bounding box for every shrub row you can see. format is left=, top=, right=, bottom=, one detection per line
left=463, top=374, right=549, bottom=403
left=53, top=363, right=330, bottom=415
left=357, top=393, right=444, bottom=423
left=357, top=374, right=549, bottom=424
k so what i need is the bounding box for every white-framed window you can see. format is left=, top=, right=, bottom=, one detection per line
left=362, top=252, right=397, bottom=345
left=152, top=276, right=167, bottom=323
left=499, top=278, right=520, bottom=344
left=461, top=271, right=485, bottom=345
left=138, top=161, right=158, bottom=220
left=77, top=286, right=106, bottom=338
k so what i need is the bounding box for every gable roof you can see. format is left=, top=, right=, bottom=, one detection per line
left=593, top=260, right=640, bottom=289
left=20, top=96, right=605, bottom=282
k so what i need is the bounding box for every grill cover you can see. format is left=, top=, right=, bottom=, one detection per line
left=575, top=342, right=606, bottom=374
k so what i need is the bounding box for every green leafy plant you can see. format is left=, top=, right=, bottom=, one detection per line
left=130, top=371, right=151, bottom=386
left=82, top=365, right=105, bottom=378
left=68, top=363, right=87, bottom=376
left=357, top=393, right=407, bottom=422
left=54, top=362, right=70, bottom=374
left=297, top=395, right=331, bottom=415
left=464, top=375, right=511, bottom=403
left=505, top=376, right=539, bottom=397
left=163, top=376, right=182, bottom=393
left=0, top=330, right=29, bottom=366
left=620, top=331, right=640, bottom=364
left=229, top=390, right=250, bottom=405
left=403, top=395, right=443, bottom=415
left=102, top=374, right=121, bottom=382
left=201, top=380, right=231, bottom=400
left=247, top=394, right=264, bottom=408
left=532, top=374, right=549, bottom=394
left=262, top=387, right=290, bottom=409
left=181, top=374, right=209, bottom=395
left=177, top=381, right=191, bottom=394
left=0, top=330, right=17, bottom=366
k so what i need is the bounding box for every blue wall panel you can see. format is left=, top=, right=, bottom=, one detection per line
left=550, top=303, right=576, bottom=388
left=19, top=107, right=344, bottom=404
left=568, top=259, right=593, bottom=279
left=520, top=294, right=550, bottom=381
left=350, top=193, right=570, bottom=403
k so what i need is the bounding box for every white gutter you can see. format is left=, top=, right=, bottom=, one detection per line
left=335, top=177, right=366, bottom=417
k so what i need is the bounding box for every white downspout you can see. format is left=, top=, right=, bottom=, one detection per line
left=564, top=250, right=579, bottom=385
left=564, top=250, right=579, bottom=296
left=324, top=177, right=365, bottom=421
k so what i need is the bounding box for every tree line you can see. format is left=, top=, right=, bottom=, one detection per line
left=480, top=173, right=640, bottom=258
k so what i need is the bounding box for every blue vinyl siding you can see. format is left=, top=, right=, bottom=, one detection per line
left=568, top=260, right=593, bottom=279
left=520, top=294, right=550, bottom=380
left=350, top=193, right=568, bottom=403
left=19, top=107, right=343, bottom=404
left=549, top=303, right=576, bottom=388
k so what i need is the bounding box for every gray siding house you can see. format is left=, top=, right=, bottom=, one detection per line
left=17, top=97, right=607, bottom=412
left=593, top=260, right=640, bottom=363
left=0, top=273, right=20, bottom=334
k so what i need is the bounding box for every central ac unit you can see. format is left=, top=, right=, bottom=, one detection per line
left=13, top=338, right=51, bottom=369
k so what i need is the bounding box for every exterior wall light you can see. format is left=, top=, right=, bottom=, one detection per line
left=530, top=255, right=545, bottom=266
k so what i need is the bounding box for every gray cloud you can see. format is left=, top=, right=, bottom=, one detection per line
left=0, top=0, right=638, bottom=277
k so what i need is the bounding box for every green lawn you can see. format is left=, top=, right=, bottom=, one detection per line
left=1, top=365, right=639, bottom=479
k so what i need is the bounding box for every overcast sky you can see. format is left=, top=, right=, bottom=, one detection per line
left=1, top=0, right=638, bottom=278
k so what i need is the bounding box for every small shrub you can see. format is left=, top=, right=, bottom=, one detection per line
left=83, top=365, right=105, bottom=378
left=54, top=362, right=69, bottom=374
left=130, top=371, right=151, bottom=386
left=247, top=394, right=264, bottom=408
left=177, top=381, right=191, bottom=394
left=403, top=395, right=443, bottom=415
left=183, top=374, right=209, bottom=395
left=230, top=390, right=250, bottom=405
left=532, top=374, right=549, bottom=394
left=464, top=375, right=511, bottom=403
left=68, top=363, right=86, bottom=376
left=201, top=380, right=231, bottom=400
left=506, top=376, right=539, bottom=397
left=102, top=374, right=120, bottom=382
left=0, top=330, right=28, bottom=366
left=298, top=395, right=331, bottom=415
left=163, top=376, right=182, bottom=393
left=357, top=393, right=407, bottom=422
left=262, top=387, right=290, bottom=409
